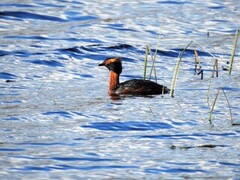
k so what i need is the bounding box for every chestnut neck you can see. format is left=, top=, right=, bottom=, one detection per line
left=108, top=71, right=119, bottom=95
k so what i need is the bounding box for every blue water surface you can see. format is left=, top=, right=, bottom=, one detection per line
left=0, top=0, right=240, bottom=179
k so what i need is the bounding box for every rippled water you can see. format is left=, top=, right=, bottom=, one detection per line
left=0, top=0, right=240, bottom=179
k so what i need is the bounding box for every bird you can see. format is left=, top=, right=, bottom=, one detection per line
left=99, top=57, right=170, bottom=96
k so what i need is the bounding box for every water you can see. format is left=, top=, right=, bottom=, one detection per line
left=0, top=0, right=240, bottom=179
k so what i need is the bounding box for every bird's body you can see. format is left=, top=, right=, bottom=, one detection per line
left=99, top=57, right=169, bottom=96
left=115, top=79, right=169, bottom=95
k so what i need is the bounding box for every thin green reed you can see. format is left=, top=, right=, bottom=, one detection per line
left=208, top=88, right=233, bottom=125
left=143, top=44, right=157, bottom=82
left=143, top=44, right=149, bottom=80
left=229, top=29, right=240, bottom=75
left=209, top=89, right=220, bottom=124
left=149, top=33, right=162, bottom=82
left=170, top=41, right=193, bottom=97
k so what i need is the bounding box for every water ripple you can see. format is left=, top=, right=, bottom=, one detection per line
left=51, top=157, right=117, bottom=162
left=145, top=167, right=207, bottom=174
left=82, top=121, right=173, bottom=131
left=12, top=165, right=138, bottom=171
left=25, top=59, right=64, bottom=67
left=0, top=72, right=17, bottom=80
left=0, top=3, right=36, bottom=8
left=0, top=148, right=25, bottom=152
left=141, top=133, right=202, bottom=140
left=0, top=0, right=239, bottom=179
left=43, top=111, right=73, bottom=118
left=0, top=50, right=9, bottom=56
left=0, top=11, right=66, bottom=22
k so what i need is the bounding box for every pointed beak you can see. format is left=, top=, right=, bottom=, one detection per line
left=98, top=62, right=105, bottom=66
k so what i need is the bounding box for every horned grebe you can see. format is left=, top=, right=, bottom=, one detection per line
left=99, top=57, right=170, bottom=96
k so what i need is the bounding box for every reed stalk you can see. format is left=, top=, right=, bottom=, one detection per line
left=194, top=50, right=204, bottom=79
left=208, top=88, right=233, bottom=125
left=229, top=29, right=240, bottom=75
left=194, top=50, right=200, bottom=75
left=170, top=41, right=193, bottom=97
left=215, top=59, right=218, bottom=77
left=212, top=59, right=219, bottom=78
left=143, top=44, right=158, bottom=82
left=149, top=107, right=156, bottom=118
left=206, top=78, right=212, bottom=106
left=192, top=40, right=217, bottom=59
left=221, top=89, right=233, bottom=124
left=209, top=89, right=220, bottom=124
left=149, top=32, right=162, bottom=82
left=143, top=44, right=150, bottom=80
left=147, top=46, right=157, bottom=82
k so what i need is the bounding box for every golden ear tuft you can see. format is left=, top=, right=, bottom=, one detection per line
left=103, top=57, right=121, bottom=65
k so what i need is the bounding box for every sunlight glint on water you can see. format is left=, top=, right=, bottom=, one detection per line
left=0, top=0, right=240, bottom=179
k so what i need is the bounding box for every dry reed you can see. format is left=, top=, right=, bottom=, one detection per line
left=170, top=41, right=193, bottom=97
left=229, top=29, right=240, bottom=75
